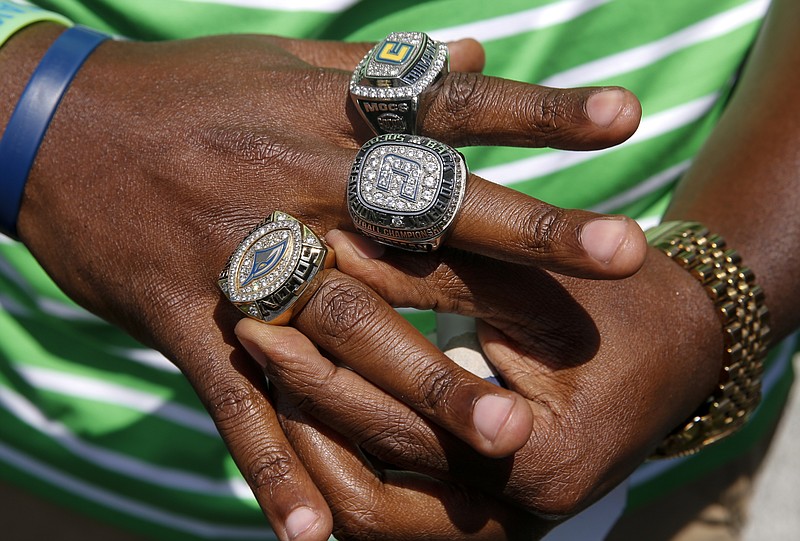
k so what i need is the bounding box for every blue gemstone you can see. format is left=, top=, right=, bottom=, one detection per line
left=241, top=238, right=288, bottom=287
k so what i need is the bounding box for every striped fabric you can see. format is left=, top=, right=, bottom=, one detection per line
left=1, top=0, right=793, bottom=539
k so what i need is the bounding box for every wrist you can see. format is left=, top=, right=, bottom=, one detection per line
left=0, top=24, right=109, bottom=237
left=646, top=221, right=770, bottom=458
left=0, top=23, right=65, bottom=133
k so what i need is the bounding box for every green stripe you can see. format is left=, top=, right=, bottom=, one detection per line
left=0, top=462, right=269, bottom=541
left=0, top=318, right=196, bottom=407
left=0, top=404, right=263, bottom=526
left=32, top=0, right=337, bottom=39
left=484, top=0, right=754, bottom=82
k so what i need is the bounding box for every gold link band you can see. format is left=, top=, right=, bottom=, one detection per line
left=646, top=221, right=770, bottom=459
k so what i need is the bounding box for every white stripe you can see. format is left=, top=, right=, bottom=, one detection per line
left=635, top=215, right=661, bottom=233
left=0, top=257, right=100, bottom=322
left=179, top=0, right=358, bottom=13
left=0, top=441, right=272, bottom=539
left=15, top=365, right=218, bottom=436
left=108, top=346, right=183, bottom=373
left=475, top=93, right=719, bottom=185
left=0, top=293, right=31, bottom=317
left=590, top=160, right=692, bottom=214
left=541, top=0, right=770, bottom=88
left=429, top=0, right=610, bottom=43
left=0, top=255, right=35, bottom=296
left=0, top=232, right=14, bottom=244
left=630, top=332, right=799, bottom=487
left=0, top=384, right=252, bottom=498
left=36, top=297, right=102, bottom=322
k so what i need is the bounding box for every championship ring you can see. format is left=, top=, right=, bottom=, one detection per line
left=348, top=133, right=467, bottom=251
left=350, top=31, right=449, bottom=135
left=218, top=211, right=334, bottom=325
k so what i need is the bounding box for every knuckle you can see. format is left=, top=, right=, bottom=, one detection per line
left=244, top=446, right=295, bottom=491
left=526, top=87, right=571, bottom=135
left=436, top=72, right=492, bottom=128
left=414, top=363, right=462, bottom=415
left=332, top=502, right=384, bottom=541
left=359, top=412, right=443, bottom=469
left=284, top=366, right=337, bottom=417
left=310, top=275, right=382, bottom=347
left=206, top=376, right=261, bottom=426
left=517, top=205, right=569, bottom=255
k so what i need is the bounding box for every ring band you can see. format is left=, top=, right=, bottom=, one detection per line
left=218, top=211, right=334, bottom=325
left=350, top=31, right=448, bottom=135
left=348, top=133, right=468, bottom=252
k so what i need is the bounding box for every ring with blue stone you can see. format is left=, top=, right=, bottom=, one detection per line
left=350, top=31, right=449, bottom=135
left=218, top=211, right=334, bottom=325
left=348, top=133, right=468, bottom=252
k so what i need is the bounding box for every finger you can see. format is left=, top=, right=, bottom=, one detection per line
left=236, top=142, right=645, bottom=279
left=184, top=325, right=333, bottom=541
left=233, top=315, right=585, bottom=516
left=325, top=230, right=463, bottom=311
left=234, top=320, right=543, bottom=496
left=447, top=38, right=486, bottom=72
left=450, top=176, right=648, bottom=278
left=422, top=78, right=642, bottom=149
left=262, top=36, right=485, bottom=72
left=279, top=36, right=638, bottom=150
left=330, top=170, right=647, bottom=283
left=236, top=320, right=455, bottom=475
left=234, top=270, right=534, bottom=459
left=327, top=231, right=601, bottom=366
left=273, top=387, right=550, bottom=541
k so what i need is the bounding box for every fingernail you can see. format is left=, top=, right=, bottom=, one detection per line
left=237, top=336, right=267, bottom=368
left=326, top=229, right=385, bottom=259
left=581, top=218, right=627, bottom=264
left=473, top=394, right=514, bottom=443
left=586, top=89, right=624, bottom=128
left=285, top=506, right=319, bottom=541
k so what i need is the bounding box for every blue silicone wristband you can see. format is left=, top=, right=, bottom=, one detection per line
left=0, top=25, right=109, bottom=237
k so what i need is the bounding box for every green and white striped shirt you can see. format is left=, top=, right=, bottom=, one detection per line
left=1, top=1, right=794, bottom=539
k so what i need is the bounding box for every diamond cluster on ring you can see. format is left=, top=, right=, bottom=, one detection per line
left=358, top=144, right=442, bottom=213
left=349, top=32, right=448, bottom=101
left=348, top=133, right=467, bottom=251
left=227, top=219, right=302, bottom=303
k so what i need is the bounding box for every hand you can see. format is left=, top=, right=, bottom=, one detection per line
left=235, top=230, right=725, bottom=537
left=6, top=24, right=645, bottom=540
left=232, top=265, right=555, bottom=541
left=269, top=383, right=555, bottom=541
left=235, top=0, right=800, bottom=535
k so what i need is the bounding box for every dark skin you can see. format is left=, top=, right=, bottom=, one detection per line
left=236, top=0, right=800, bottom=539
left=1, top=22, right=647, bottom=541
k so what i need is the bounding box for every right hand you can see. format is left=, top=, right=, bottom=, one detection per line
left=235, top=233, right=724, bottom=540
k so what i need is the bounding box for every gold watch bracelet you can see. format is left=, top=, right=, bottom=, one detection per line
left=646, top=221, right=770, bottom=459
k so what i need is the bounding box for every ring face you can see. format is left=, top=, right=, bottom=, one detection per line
left=348, top=133, right=467, bottom=251
left=218, top=211, right=329, bottom=324
left=350, top=32, right=448, bottom=134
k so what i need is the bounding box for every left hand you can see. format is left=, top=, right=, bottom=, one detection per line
left=235, top=229, right=725, bottom=536
left=6, top=27, right=643, bottom=540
